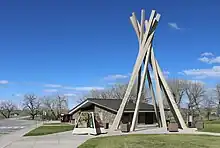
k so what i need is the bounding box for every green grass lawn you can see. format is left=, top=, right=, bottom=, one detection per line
left=43, top=122, right=71, bottom=126
left=43, top=122, right=62, bottom=125
left=24, top=124, right=74, bottom=136
left=79, top=134, right=220, bottom=148
left=201, top=120, right=220, bottom=133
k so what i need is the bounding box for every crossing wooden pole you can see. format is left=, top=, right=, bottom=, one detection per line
left=150, top=48, right=167, bottom=129
left=110, top=9, right=187, bottom=132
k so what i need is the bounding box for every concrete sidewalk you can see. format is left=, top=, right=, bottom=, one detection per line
left=0, top=122, right=42, bottom=148
left=3, top=126, right=220, bottom=148
left=4, top=131, right=92, bottom=148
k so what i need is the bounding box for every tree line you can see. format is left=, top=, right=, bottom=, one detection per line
left=81, top=80, right=220, bottom=122
left=1, top=79, right=220, bottom=122
left=0, top=94, right=68, bottom=120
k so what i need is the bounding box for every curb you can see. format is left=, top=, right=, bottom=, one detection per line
left=0, top=121, right=43, bottom=148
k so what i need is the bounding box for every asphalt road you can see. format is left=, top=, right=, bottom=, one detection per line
left=0, top=118, right=37, bottom=134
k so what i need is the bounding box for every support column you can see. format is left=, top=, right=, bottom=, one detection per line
left=150, top=48, right=167, bottom=129
left=146, top=68, right=161, bottom=126
left=110, top=32, right=155, bottom=131
left=155, top=58, right=187, bottom=129
left=110, top=10, right=160, bottom=132
left=130, top=44, right=152, bottom=131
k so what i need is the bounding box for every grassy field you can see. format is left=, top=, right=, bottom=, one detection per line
left=79, top=134, right=220, bottom=148
left=43, top=122, right=70, bottom=125
left=24, top=124, right=73, bottom=136
left=201, top=120, right=220, bottom=133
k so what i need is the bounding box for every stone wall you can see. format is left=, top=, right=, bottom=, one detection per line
left=71, top=110, right=81, bottom=125
left=94, top=106, right=116, bottom=126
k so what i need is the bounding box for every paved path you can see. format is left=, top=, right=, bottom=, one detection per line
left=3, top=126, right=220, bottom=148
left=0, top=119, right=41, bottom=148
left=4, top=131, right=92, bottom=148
left=0, top=118, right=37, bottom=134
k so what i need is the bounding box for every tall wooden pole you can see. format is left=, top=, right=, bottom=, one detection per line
left=136, top=9, right=145, bottom=126
left=110, top=10, right=159, bottom=131
left=146, top=68, right=161, bottom=126
left=110, top=9, right=187, bottom=132
left=130, top=44, right=152, bottom=131
left=150, top=48, right=167, bottom=129
left=155, top=59, right=187, bottom=129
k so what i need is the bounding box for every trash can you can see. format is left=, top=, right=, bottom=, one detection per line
left=121, top=123, right=130, bottom=132
left=195, top=121, right=204, bottom=130
left=104, top=123, right=109, bottom=129
left=168, top=122, right=178, bottom=132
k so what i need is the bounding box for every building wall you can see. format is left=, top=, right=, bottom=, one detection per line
left=71, top=104, right=156, bottom=127
left=94, top=106, right=116, bottom=126
left=71, top=110, right=81, bottom=125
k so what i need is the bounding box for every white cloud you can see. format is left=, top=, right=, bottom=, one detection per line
left=0, top=80, right=8, bottom=84
left=74, top=87, right=104, bottom=91
left=209, top=57, right=220, bottom=64
left=163, top=71, right=170, bottom=76
left=63, top=93, right=76, bottom=97
left=104, top=74, right=128, bottom=81
left=107, top=82, right=116, bottom=85
left=198, top=56, right=220, bottom=64
left=63, top=86, right=75, bottom=90
left=187, top=80, right=205, bottom=85
left=182, top=66, right=220, bottom=78
left=178, top=72, right=184, bottom=75
left=198, top=57, right=210, bottom=63
left=193, top=75, right=207, bottom=79
left=12, top=93, right=22, bottom=97
left=198, top=52, right=220, bottom=64
left=168, top=22, right=181, bottom=30
left=44, top=89, right=58, bottom=93
left=63, top=86, right=104, bottom=91
left=201, top=52, right=214, bottom=57
left=149, top=70, right=170, bottom=79
left=44, top=84, right=62, bottom=88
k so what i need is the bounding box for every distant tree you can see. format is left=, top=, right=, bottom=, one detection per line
left=0, top=100, right=17, bottom=118
left=42, top=96, right=57, bottom=120
left=167, top=79, right=187, bottom=108
left=55, top=94, right=68, bottom=119
left=23, top=94, right=41, bottom=120
left=185, top=81, right=205, bottom=121
left=214, top=84, right=220, bottom=117
left=42, top=94, right=68, bottom=120
left=202, top=95, right=216, bottom=121
left=79, top=83, right=149, bottom=103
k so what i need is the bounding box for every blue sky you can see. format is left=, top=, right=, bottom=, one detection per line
left=1, top=0, right=220, bottom=108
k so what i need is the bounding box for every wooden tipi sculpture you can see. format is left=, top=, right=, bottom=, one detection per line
left=110, top=9, right=187, bottom=132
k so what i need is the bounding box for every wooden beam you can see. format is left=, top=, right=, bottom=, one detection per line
left=155, top=58, right=187, bottom=129
left=110, top=10, right=161, bottom=132
left=139, top=9, right=145, bottom=44
left=136, top=9, right=145, bottom=118
left=130, top=44, right=152, bottom=131
left=146, top=68, right=161, bottom=127
left=130, top=13, right=140, bottom=40
left=141, top=10, right=156, bottom=49
left=150, top=48, right=167, bottom=129
left=110, top=31, right=156, bottom=131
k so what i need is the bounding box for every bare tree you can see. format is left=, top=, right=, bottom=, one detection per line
left=42, top=94, right=68, bottom=120
left=202, top=95, right=216, bottom=121
left=23, top=94, right=41, bottom=120
left=185, top=81, right=205, bottom=121
left=80, top=83, right=149, bottom=103
left=167, top=79, right=186, bottom=108
left=215, top=84, right=220, bottom=117
left=42, top=96, right=57, bottom=119
left=0, top=100, right=16, bottom=118
left=56, top=94, right=68, bottom=119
